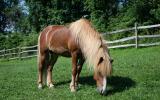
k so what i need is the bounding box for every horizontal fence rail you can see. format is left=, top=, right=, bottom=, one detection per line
left=104, top=23, right=160, bottom=35
left=0, top=46, right=38, bottom=61
left=138, top=42, right=160, bottom=47
left=21, top=45, right=38, bottom=50
left=138, top=34, right=160, bottom=39
left=108, top=44, right=136, bottom=49
left=138, top=24, right=160, bottom=29
left=106, top=36, right=135, bottom=44
left=0, top=23, right=160, bottom=61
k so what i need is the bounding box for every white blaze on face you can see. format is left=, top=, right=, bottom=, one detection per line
left=102, top=77, right=107, bottom=92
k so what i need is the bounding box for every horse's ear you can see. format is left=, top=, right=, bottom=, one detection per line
left=98, top=57, right=103, bottom=65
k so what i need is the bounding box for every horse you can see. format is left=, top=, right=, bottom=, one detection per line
left=37, top=18, right=113, bottom=95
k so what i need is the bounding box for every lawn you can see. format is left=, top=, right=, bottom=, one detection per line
left=0, top=46, right=160, bottom=100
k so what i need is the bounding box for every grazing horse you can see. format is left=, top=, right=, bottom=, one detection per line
left=37, top=18, right=113, bottom=94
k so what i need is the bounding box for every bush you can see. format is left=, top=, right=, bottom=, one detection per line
left=21, top=33, right=38, bottom=47
left=0, top=32, right=39, bottom=50
left=0, top=34, right=6, bottom=50
left=7, top=33, right=24, bottom=48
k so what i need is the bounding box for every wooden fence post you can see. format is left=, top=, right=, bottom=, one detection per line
left=135, top=22, right=138, bottom=48
left=19, top=47, right=21, bottom=60
left=3, top=48, right=6, bottom=59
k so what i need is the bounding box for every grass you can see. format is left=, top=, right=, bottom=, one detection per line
left=0, top=46, right=160, bottom=100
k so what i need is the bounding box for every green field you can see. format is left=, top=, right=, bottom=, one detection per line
left=0, top=46, right=160, bottom=100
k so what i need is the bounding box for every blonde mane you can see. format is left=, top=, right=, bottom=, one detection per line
left=69, top=19, right=104, bottom=70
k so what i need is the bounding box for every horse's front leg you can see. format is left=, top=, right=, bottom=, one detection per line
left=70, top=51, right=78, bottom=92
left=75, top=58, right=85, bottom=87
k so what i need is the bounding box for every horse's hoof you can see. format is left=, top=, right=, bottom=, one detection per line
left=48, top=84, right=54, bottom=88
left=71, top=88, right=76, bottom=92
left=70, top=86, right=76, bottom=92
left=38, top=84, right=43, bottom=89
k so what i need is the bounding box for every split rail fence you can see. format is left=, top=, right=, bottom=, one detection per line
left=0, top=23, right=160, bottom=60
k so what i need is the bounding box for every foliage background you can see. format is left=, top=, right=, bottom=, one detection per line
left=0, top=0, right=160, bottom=49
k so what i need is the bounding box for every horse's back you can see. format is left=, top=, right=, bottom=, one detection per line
left=47, top=26, right=72, bottom=52
left=38, top=25, right=77, bottom=56
left=38, top=25, right=65, bottom=53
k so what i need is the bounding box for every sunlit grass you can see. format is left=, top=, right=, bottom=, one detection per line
left=0, top=46, right=160, bottom=100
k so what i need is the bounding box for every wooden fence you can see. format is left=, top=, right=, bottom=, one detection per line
left=0, top=23, right=160, bottom=60
left=0, top=45, right=37, bottom=60
left=104, top=23, right=160, bottom=49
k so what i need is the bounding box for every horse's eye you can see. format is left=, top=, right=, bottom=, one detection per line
left=110, top=59, right=114, bottom=63
left=98, top=57, right=103, bottom=65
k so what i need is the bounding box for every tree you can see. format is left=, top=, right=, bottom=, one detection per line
left=84, top=0, right=119, bottom=32
left=0, top=0, right=7, bottom=33
left=0, top=0, right=28, bottom=33
left=26, top=0, right=86, bottom=33
left=107, top=0, right=160, bottom=31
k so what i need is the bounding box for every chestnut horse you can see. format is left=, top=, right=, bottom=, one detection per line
left=37, top=19, right=113, bottom=94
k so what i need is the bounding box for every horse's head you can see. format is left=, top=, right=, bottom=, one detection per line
left=93, top=46, right=113, bottom=95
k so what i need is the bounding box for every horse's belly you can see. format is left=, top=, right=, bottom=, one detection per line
left=51, top=47, right=71, bottom=57
left=60, top=51, right=71, bottom=57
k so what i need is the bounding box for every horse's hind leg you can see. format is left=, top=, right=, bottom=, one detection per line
left=38, top=51, right=49, bottom=89
left=47, top=53, right=58, bottom=88
left=38, top=53, right=46, bottom=89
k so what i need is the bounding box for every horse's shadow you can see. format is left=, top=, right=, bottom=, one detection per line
left=55, top=75, right=136, bottom=95
left=107, top=76, right=136, bottom=95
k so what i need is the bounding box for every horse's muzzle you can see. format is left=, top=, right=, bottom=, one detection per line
left=96, top=87, right=106, bottom=95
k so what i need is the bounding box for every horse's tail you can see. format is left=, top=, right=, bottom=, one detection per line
left=37, top=54, right=47, bottom=85
left=37, top=31, right=48, bottom=86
